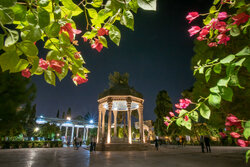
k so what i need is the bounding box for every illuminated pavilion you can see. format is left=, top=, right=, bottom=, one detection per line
left=97, top=84, right=145, bottom=144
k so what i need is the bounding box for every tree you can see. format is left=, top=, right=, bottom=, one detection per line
left=0, top=0, right=157, bottom=86
left=40, top=123, right=60, bottom=140
left=154, top=90, right=173, bottom=136
left=108, top=72, right=129, bottom=88
left=23, top=104, right=37, bottom=139
left=62, top=112, right=65, bottom=119
left=56, top=109, right=60, bottom=118
left=67, top=107, right=71, bottom=118
left=0, top=71, right=36, bottom=139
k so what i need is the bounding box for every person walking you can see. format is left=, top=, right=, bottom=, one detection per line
left=154, top=137, right=159, bottom=151
left=204, top=135, right=211, bottom=153
left=200, top=136, right=205, bottom=153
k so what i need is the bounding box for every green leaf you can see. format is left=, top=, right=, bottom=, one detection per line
left=121, top=10, right=134, bottom=31
left=30, top=56, right=39, bottom=74
left=205, top=68, right=212, bottom=82
left=230, top=26, right=240, bottom=37
left=176, top=117, right=184, bottom=126
left=45, top=22, right=60, bottom=38
left=0, top=0, right=16, bottom=7
left=199, top=103, right=211, bottom=119
left=245, top=121, right=250, bottom=128
left=179, top=110, right=188, bottom=117
left=190, top=111, right=198, bottom=122
left=99, top=36, right=108, bottom=48
left=11, top=4, right=27, bottom=21
left=46, top=50, right=60, bottom=61
left=229, top=74, right=242, bottom=88
left=129, top=0, right=139, bottom=13
left=213, top=0, right=220, bottom=5
left=203, top=14, right=212, bottom=25
left=44, top=38, right=59, bottom=50
left=236, top=46, right=250, bottom=56
left=54, top=6, right=61, bottom=19
left=243, top=128, right=250, bottom=139
left=87, top=8, right=98, bottom=19
left=217, top=77, right=230, bottom=87
left=38, top=0, right=50, bottom=7
left=234, top=58, right=246, bottom=66
left=208, top=93, right=221, bottom=108
left=0, top=8, right=14, bottom=24
left=0, top=51, right=19, bottom=72
left=92, top=0, right=103, bottom=8
left=38, top=7, right=50, bottom=28
left=234, top=0, right=245, bottom=8
left=44, top=70, right=56, bottom=86
left=244, top=58, right=250, bottom=72
left=137, top=0, right=156, bottom=11
left=109, top=25, right=121, bottom=46
left=5, top=29, right=19, bottom=47
left=199, top=66, right=204, bottom=74
left=210, top=86, right=220, bottom=94
left=219, top=86, right=233, bottom=102
left=26, top=10, right=37, bottom=25
left=17, top=40, right=38, bottom=57
left=12, top=59, right=29, bottom=72
left=213, top=63, right=221, bottom=74
left=0, top=34, right=4, bottom=50
left=209, top=6, right=217, bottom=14
left=23, top=27, right=42, bottom=42
left=246, top=150, right=250, bottom=163
left=183, top=119, right=192, bottom=130
left=61, top=0, right=83, bottom=16
left=220, top=54, right=235, bottom=64
left=55, top=63, right=68, bottom=81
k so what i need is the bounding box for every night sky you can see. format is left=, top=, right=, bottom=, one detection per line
left=32, top=0, right=212, bottom=121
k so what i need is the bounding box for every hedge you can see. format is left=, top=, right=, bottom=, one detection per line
left=0, top=141, right=63, bottom=149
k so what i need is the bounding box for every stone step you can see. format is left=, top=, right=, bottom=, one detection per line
left=96, top=143, right=155, bottom=151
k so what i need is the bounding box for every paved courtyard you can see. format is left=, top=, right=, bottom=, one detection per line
left=0, top=146, right=249, bottom=167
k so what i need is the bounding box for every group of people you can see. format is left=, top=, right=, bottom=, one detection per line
left=73, top=137, right=83, bottom=150
left=200, top=135, right=211, bottom=153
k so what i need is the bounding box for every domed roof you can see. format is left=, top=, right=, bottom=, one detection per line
left=98, top=84, right=143, bottom=99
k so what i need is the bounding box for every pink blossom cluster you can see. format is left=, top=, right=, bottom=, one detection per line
left=72, top=74, right=88, bottom=85
left=175, top=98, right=192, bottom=109
left=219, top=114, right=249, bottom=147
left=186, top=9, right=249, bottom=47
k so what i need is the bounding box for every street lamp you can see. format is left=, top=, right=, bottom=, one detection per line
left=89, top=119, right=94, bottom=124
left=34, top=127, right=39, bottom=132
left=66, top=117, right=71, bottom=120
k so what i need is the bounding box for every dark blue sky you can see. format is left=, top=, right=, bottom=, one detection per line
left=32, top=0, right=212, bottom=121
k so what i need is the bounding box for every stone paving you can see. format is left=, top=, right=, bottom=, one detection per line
left=0, top=146, right=249, bottom=167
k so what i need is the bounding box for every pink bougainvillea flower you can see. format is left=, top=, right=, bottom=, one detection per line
left=164, top=121, right=169, bottom=126
left=199, top=29, right=209, bottom=37
left=165, top=116, right=171, bottom=122
left=74, top=52, right=81, bottom=59
left=83, top=37, right=88, bottom=42
left=197, top=36, right=204, bottom=41
left=179, top=98, right=192, bottom=109
left=186, top=12, right=199, bottom=23
left=230, top=132, right=241, bottom=138
left=232, top=13, right=250, bottom=25
left=175, top=103, right=182, bottom=109
left=184, top=115, right=189, bottom=121
left=91, top=39, right=103, bottom=52
left=219, top=132, right=227, bottom=138
left=98, top=28, right=109, bottom=36
left=208, top=42, right=218, bottom=47
left=72, top=74, right=88, bottom=85
left=218, top=12, right=228, bottom=20
left=175, top=109, right=181, bottom=114
left=226, top=114, right=239, bottom=123
left=217, top=34, right=230, bottom=45
left=169, top=112, right=175, bottom=117
left=49, top=60, right=65, bottom=74
left=237, top=139, right=248, bottom=147
left=21, top=68, right=31, bottom=78
left=39, top=58, right=49, bottom=70
left=225, top=121, right=233, bottom=126
left=188, top=26, right=201, bottom=37
left=60, top=23, right=82, bottom=42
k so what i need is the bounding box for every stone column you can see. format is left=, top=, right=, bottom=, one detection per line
left=65, top=126, right=68, bottom=137
left=113, top=110, right=118, bottom=137
left=139, top=104, right=145, bottom=143
left=97, top=103, right=102, bottom=143
left=107, top=99, right=113, bottom=144
left=76, top=127, right=79, bottom=137
left=83, top=127, right=86, bottom=141
left=127, top=98, right=132, bottom=144
left=71, top=126, right=75, bottom=143
left=86, top=128, right=89, bottom=141
left=101, top=109, right=106, bottom=138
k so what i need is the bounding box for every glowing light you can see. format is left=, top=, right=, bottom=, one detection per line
left=57, top=133, right=60, bottom=136
left=34, top=127, right=39, bottom=132
left=66, top=117, right=71, bottom=120
left=89, top=119, right=94, bottom=124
